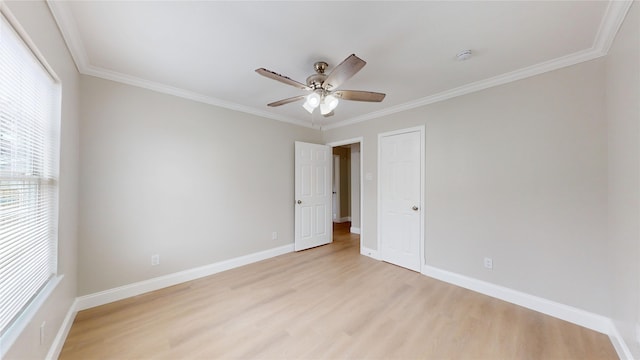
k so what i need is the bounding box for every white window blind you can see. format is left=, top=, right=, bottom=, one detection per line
left=0, top=12, right=60, bottom=336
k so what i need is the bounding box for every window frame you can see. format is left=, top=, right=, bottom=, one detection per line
left=0, top=2, right=63, bottom=356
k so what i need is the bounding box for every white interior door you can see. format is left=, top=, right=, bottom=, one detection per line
left=379, top=128, right=423, bottom=272
left=295, top=141, right=332, bottom=251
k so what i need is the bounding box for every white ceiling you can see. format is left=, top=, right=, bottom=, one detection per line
left=47, top=1, right=631, bottom=129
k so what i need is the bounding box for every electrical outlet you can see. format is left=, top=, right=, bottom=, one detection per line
left=483, top=257, right=493, bottom=270
left=272, top=231, right=278, bottom=240
left=151, top=254, right=160, bottom=266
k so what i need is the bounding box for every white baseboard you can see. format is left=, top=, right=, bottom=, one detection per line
left=76, top=244, right=294, bottom=311
left=360, top=246, right=380, bottom=260
left=608, top=321, right=635, bottom=360
left=421, top=265, right=611, bottom=334
left=421, top=265, right=640, bottom=359
left=333, top=217, right=351, bottom=223
left=48, top=248, right=636, bottom=360
left=350, top=226, right=361, bottom=234
left=46, top=299, right=78, bottom=360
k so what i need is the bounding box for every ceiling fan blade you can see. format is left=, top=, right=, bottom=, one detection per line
left=267, top=95, right=307, bottom=107
left=256, top=68, right=311, bottom=90
left=334, top=90, right=386, bottom=102
left=322, top=54, right=366, bottom=91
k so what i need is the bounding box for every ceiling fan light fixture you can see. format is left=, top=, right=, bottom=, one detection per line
left=320, top=94, right=339, bottom=115
left=320, top=102, right=331, bottom=115
left=306, top=92, right=321, bottom=107
left=302, top=101, right=315, bottom=114
left=303, top=92, right=322, bottom=113
left=324, top=94, right=339, bottom=111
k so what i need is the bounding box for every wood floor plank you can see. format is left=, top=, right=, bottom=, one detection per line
left=60, top=223, right=618, bottom=359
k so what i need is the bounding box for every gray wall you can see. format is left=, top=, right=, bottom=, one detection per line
left=78, top=75, right=321, bottom=295
left=323, top=58, right=610, bottom=316
left=4, top=1, right=80, bottom=359
left=606, top=3, right=640, bottom=357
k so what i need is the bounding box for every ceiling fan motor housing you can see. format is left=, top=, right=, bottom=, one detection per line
left=306, top=61, right=329, bottom=89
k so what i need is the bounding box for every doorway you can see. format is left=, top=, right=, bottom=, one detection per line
left=332, top=154, right=341, bottom=222
left=327, top=138, right=363, bottom=251
left=332, top=147, right=350, bottom=224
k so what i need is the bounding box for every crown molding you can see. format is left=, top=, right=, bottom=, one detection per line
left=47, top=0, right=632, bottom=132
left=593, top=0, right=634, bottom=55
left=45, top=0, right=313, bottom=129
left=322, top=48, right=601, bottom=131
left=47, top=0, right=87, bottom=73
left=81, top=63, right=314, bottom=129
left=324, top=0, right=634, bottom=131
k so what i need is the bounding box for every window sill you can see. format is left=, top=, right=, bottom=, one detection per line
left=0, top=274, right=64, bottom=359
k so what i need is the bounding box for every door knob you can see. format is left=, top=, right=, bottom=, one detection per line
left=412, top=206, right=419, bottom=211
left=297, top=200, right=302, bottom=204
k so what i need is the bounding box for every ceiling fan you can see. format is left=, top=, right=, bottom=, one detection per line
left=255, top=54, right=385, bottom=117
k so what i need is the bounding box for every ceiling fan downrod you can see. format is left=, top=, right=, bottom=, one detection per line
left=306, top=61, right=328, bottom=89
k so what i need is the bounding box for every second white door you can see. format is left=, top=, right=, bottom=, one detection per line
left=379, top=128, right=423, bottom=272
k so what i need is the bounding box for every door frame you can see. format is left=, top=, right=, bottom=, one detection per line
left=377, top=126, right=425, bottom=271
left=333, top=154, right=340, bottom=221
left=326, top=137, right=364, bottom=252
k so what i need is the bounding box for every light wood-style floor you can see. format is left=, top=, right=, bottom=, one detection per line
left=60, top=223, right=617, bottom=359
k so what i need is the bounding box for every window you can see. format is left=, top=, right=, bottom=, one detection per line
left=0, top=11, right=60, bottom=338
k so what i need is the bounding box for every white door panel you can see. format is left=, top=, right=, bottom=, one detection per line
left=295, top=141, right=332, bottom=251
left=379, top=129, right=423, bottom=271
